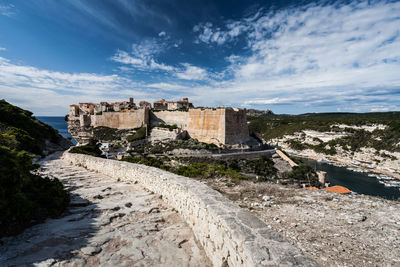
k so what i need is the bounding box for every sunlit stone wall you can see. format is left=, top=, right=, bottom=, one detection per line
left=63, top=152, right=318, bottom=267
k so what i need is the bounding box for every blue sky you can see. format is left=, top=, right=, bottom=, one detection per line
left=0, top=0, right=399, bottom=115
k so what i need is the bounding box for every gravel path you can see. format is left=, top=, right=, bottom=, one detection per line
left=0, top=152, right=210, bottom=266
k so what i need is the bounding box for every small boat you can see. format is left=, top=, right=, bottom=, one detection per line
left=317, top=158, right=329, bottom=163
left=350, top=161, right=361, bottom=166
left=368, top=173, right=376, bottom=177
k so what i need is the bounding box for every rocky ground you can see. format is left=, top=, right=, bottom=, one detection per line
left=205, top=179, right=400, bottom=267
left=0, top=152, right=210, bottom=266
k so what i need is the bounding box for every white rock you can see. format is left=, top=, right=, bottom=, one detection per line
left=81, top=246, right=102, bottom=256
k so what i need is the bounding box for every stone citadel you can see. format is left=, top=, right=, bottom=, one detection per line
left=67, top=97, right=251, bottom=146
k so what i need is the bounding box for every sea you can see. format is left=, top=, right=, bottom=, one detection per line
left=37, top=116, right=77, bottom=144
left=300, top=158, right=400, bottom=200
left=37, top=116, right=399, bottom=200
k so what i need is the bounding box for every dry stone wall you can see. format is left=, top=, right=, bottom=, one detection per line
left=63, top=152, right=318, bottom=267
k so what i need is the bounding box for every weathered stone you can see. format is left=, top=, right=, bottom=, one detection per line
left=63, top=151, right=318, bottom=267
left=81, top=246, right=102, bottom=256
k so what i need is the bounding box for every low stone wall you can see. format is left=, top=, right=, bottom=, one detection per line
left=63, top=152, right=318, bottom=267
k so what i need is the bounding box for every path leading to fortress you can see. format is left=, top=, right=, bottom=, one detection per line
left=0, top=152, right=210, bottom=266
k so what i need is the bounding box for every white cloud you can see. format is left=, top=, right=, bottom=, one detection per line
left=0, top=4, right=15, bottom=17
left=370, top=107, right=389, bottom=112
left=189, top=1, right=400, bottom=112
left=175, top=63, right=207, bottom=80
left=193, top=21, right=249, bottom=45
left=4, top=1, right=400, bottom=115
left=0, top=47, right=6, bottom=51
left=146, top=82, right=186, bottom=91
left=158, top=31, right=166, bottom=37
left=0, top=56, right=151, bottom=115
left=111, top=39, right=175, bottom=71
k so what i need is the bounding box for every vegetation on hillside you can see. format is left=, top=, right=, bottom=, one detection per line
left=0, top=147, right=69, bottom=237
left=156, top=123, right=178, bottom=131
left=248, top=112, right=400, bottom=153
left=122, top=155, right=247, bottom=184
left=122, top=154, right=281, bottom=184
left=127, top=127, right=146, bottom=142
left=0, top=100, right=62, bottom=155
left=283, top=164, right=319, bottom=186
left=0, top=100, right=70, bottom=237
left=93, top=126, right=132, bottom=141
left=129, top=138, right=219, bottom=155
left=69, top=138, right=102, bottom=157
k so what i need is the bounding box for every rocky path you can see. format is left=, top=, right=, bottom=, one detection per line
left=0, top=152, right=210, bottom=266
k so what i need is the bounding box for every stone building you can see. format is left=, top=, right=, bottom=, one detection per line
left=153, top=98, right=193, bottom=111
left=68, top=98, right=250, bottom=147
left=139, top=101, right=152, bottom=109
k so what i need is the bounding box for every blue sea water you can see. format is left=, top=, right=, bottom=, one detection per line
left=37, top=116, right=76, bottom=144
left=301, top=158, right=400, bottom=200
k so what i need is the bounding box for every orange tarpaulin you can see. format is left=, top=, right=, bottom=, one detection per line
left=324, top=185, right=351, bottom=194
left=306, top=187, right=320, bottom=190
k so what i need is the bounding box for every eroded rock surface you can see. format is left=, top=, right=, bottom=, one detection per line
left=206, top=179, right=400, bottom=267
left=0, top=152, right=210, bottom=266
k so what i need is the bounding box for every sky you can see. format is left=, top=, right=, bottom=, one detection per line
left=0, top=0, right=399, bottom=115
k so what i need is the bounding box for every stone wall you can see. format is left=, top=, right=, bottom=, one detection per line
left=63, top=152, right=318, bottom=267
left=150, top=110, right=190, bottom=128
left=151, top=108, right=250, bottom=146
left=187, top=109, right=227, bottom=145
left=91, top=109, right=149, bottom=129
left=225, top=108, right=250, bottom=145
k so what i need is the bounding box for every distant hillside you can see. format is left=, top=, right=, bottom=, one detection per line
left=0, top=100, right=70, bottom=237
left=246, top=109, right=274, bottom=117
left=0, top=99, right=70, bottom=155
left=248, top=111, right=400, bottom=154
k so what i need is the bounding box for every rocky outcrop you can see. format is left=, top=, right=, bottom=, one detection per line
left=63, top=152, right=318, bottom=266
left=149, top=127, right=188, bottom=143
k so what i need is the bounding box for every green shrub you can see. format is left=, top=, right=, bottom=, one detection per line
left=0, top=100, right=62, bottom=155
left=93, top=126, right=131, bottom=141
left=0, top=146, right=69, bottom=237
left=127, top=127, right=146, bottom=142
left=157, top=123, right=178, bottom=131
left=69, top=139, right=102, bottom=157
left=172, top=162, right=246, bottom=183
left=122, top=156, right=170, bottom=170
left=284, top=164, right=319, bottom=186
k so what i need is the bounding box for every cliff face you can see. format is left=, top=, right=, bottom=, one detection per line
left=67, top=115, right=93, bottom=145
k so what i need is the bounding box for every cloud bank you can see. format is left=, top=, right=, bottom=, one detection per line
left=190, top=1, right=400, bottom=112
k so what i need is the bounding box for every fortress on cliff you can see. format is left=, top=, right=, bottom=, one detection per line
left=67, top=98, right=251, bottom=147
